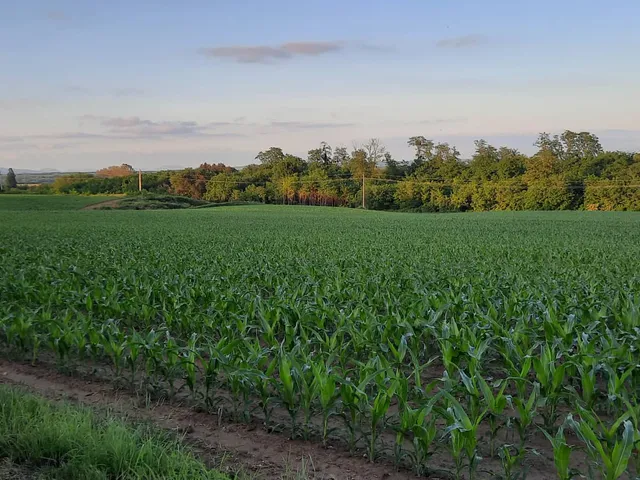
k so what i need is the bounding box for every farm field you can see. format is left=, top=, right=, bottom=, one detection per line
left=0, top=194, right=116, bottom=211
left=1, top=198, right=640, bottom=479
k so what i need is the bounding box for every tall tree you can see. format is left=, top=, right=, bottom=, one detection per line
left=256, top=147, right=285, bottom=165
left=96, top=164, right=135, bottom=178
left=4, top=168, right=17, bottom=189
left=363, top=138, right=387, bottom=168
left=307, top=142, right=333, bottom=167
left=383, top=152, right=408, bottom=178
left=469, top=140, right=500, bottom=180
left=332, top=146, right=349, bottom=167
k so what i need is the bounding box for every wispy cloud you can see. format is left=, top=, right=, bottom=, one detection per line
left=80, top=115, right=245, bottom=139
left=198, top=41, right=344, bottom=64
left=436, top=34, right=489, bottom=48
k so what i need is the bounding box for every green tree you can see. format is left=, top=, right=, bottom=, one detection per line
left=332, top=146, right=349, bottom=167
left=469, top=140, right=499, bottom=181
left=204, top=172, right=236, bottom=202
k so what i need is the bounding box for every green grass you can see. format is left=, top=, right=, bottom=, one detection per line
left=0, top=385, right=227, bottom=480
left=0, top=195, right=115, bottom=211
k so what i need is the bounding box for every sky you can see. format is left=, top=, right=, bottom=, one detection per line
left=1, top=0, right=640, bottom=171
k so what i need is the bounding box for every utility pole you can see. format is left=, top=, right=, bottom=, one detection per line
left=362, top=171, right=365, bottom=209
left=138, top=170, right=142, bottom=192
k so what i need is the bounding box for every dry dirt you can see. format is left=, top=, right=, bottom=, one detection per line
left=81, top=199, right=124, bottom=210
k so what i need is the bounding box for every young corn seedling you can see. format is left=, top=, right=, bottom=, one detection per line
left=311, top=360, right=339, bottom=446
left=443, top=393, right=487, bottom=480
left=294, top=357, right=318, bottom=440
left=278, top=354, right=299, bottom=439
left=162, top=331, right=181, bottom=398
left=180, top=333, right=199, bottom=401
left=339, top=365, right=380, bottom=453
left=604, top=365, right=633, bottom=414
left=498, top=444, right=527, bottom=480
left=395, top=386, right=444, bottom=475
left=511, top=382, right=541, bottom=449
left=366, top=378, right=397, bottom=462
left=200, top=337, right=238, bottom=409
left=478, top=376, right=509, bottom=457
left=540, top=423, right=575, bottom=480
left=533, top=343, right=566, bottom=432
left=225, top=360, right=257, bottom=422
left=567, top=412, right=634, bottom=480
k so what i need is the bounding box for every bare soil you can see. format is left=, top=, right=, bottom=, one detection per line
left=81, top=199, right=124, bottom=210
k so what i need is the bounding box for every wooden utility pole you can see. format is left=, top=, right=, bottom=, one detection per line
left=138, top=170, right=142, bottom=192
left=362, top=172, right=365, bottom=209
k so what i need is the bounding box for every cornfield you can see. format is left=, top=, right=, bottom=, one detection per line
left=1, top=205, right=639, bottom=479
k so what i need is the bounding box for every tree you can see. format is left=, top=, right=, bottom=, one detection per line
left=308, top=142, right=333, bottom=168
left=204, top=172, right=236, bottom=202
left=469, top=140, right=499, bottom=181
left=363, top=138, right=387, bottom=168
left=332, top=146, right=349, bottom=167
left=96, top=164, right=135, bottom=178
left=256, top=147, right=285, bottom=165
left=408, top=136, right=434, bottom=162
left=383, top=152, right=408, bottom=178
left=535, top=131, right=603, bottom=164
left=4, top=168, right=17, bottom=189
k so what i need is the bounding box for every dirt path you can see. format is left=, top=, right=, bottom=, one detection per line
left=82, top=198, right=123, bottom=210
left=0, top=359, right=419, bottom=480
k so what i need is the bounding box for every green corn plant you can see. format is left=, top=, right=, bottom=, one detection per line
left=101, top=323, right=126, bottom=377
left=225, top=361, right=257, bottom=422
left=200, top=337, right=238, bottom=409
left=533, top=343, right=566, bottom=432
left=311, top=360, right=339, bottom=445
left=478, top=376, right=509, bottom=457
left=443, top=393, right=487, bottom=480
left=604, top=365, right=633, bottom=414
left=511, top=382, right=541, bottom=448
left=339, top=365, right=380, bottom=453
left=180, top=333, right=199, bottom=401
left=395, top=385, right=444, bottom=475
left=498, top=444, right=527, bottom=480
left=540, top=423, right=574, bottom=480
left=567, top=363, right=597, bottom=411
left=256, top=356, right=277, bottom=430
left=567, top=412, right=634, bottom=480
left=461, top=326, right=491, bottom=377
left=365, top=378, right=397, bottom=462
left=126, top=330, right=144, bottom=389
left=278, top=354, right=299, bottom=438
left=162, top=331, right=180, bottom=398
left=7, top=314, right=34, bottom=357
left=621, top=398, right=640, bottom=475
left=293, top=356, right=318, bottom=441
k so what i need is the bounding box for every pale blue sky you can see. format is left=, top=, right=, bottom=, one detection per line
left=1, top=0, right=639, bottom=171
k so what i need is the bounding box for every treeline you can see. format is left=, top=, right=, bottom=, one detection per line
left=25, top=131, right=640, bottom=211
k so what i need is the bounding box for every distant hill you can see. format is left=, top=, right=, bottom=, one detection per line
left=0, top=169, right=95, bottom=185
left=0, top=168, right=63, bottom=174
